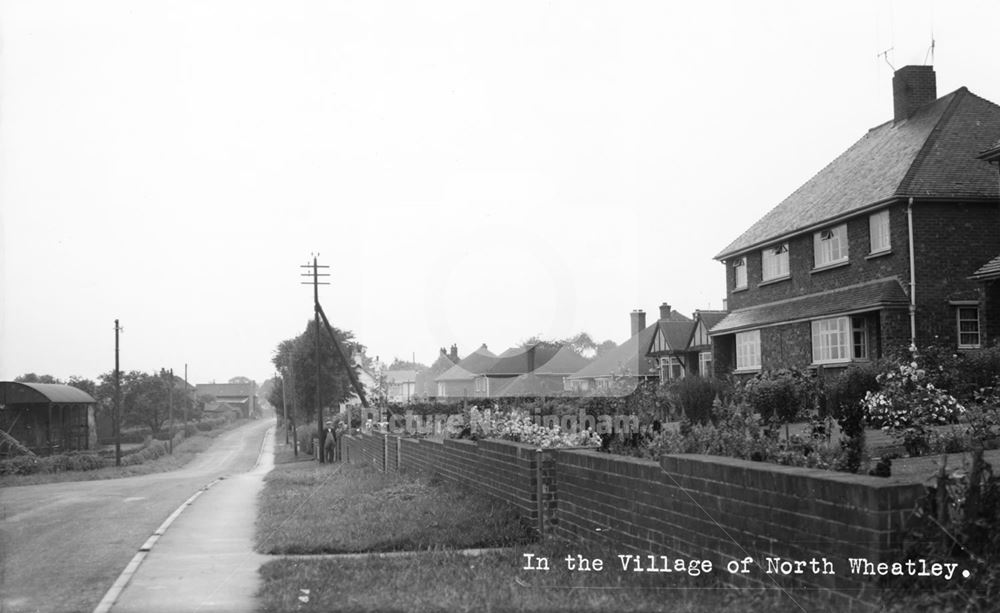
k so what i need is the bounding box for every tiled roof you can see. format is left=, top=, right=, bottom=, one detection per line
left=650, top=320, right=696, bottom=354
left=497, top=347, right=523, bottom=358
left=568, top=324, right=658, bottom=380
left=971, top=254, right=1000, bottom=281
left=485, top=344, right=563, bottom=376
left=979, top=138, right=1000, bottom=162
left=696, top=310, right=729, bottom=330
left=491, top=373, right=557, bottom=397
left=195, top=383, right=254, bottom=399
left=534, top=345, right=591, bottom=375
left=385, top=370, right=417, bottom=384
left=709, top=279, right=909, bottom=335
left=437, top=345, right=498, bottom=381
left=717, top=88, right=1000, bottom=259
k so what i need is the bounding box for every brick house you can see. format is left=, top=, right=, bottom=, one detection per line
left=435, top=344, right=497, bottom=399
left=710, top=66, right=1000, bottom=376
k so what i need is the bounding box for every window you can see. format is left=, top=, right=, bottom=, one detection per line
left=659, top=357, right=685, bottom=381
left=869, top=210, right=891, bottom=254
left=733, top=257, right=747, bottom=289
left=735, top=330, right=761, bottom=371
left=814, top=223, right=848, bottom=268
left=958, top=307, right=981, bottom=348
left=437, top=382, right=446, bottom=397
left=761, top=243, right=789, bottom=281
left=699, top=351, right=713, bottom=378
left=852, top=317, right=868, bottom=360
left=812, top=317, right=850, bottom=363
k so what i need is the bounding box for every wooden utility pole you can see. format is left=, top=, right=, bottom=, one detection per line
left=301, top=255, right=329, bottom=462
left=168, top=368, right=174, bottom=454
left=184, top=364, right=189, bottom=434
left=114, top=319, right=122, bottom=467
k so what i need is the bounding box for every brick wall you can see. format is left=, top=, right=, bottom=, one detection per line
left=725, top=203, right=910, bottom=312
left=342, top=432, right=926, bottom=608
left=912, top=201, right=1000, bottom=349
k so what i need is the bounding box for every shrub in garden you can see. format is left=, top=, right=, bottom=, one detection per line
left=0, top=455, right=42, bottom=475
left=666, top=377, right=729, bottom=425
left=738, top=368, right=822, bottom=435
left=829, top=363, right=880, bottom=473
left=863, top=354, right=964, bottom=457
left=884, top=450, right=1000, bottom=612
left=644, top=400, right=777, bottom=461
left=448, top=406, right=601, bottom=448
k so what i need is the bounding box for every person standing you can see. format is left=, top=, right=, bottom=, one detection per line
left=323, top=421, right=337, bottom=463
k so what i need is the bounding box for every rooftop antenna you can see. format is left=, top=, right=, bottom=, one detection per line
left=923, top=38, right=935, bottom=66
left=878, top=47, right=895, bottom=72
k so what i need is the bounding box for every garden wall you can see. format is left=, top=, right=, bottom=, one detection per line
left=341, top=433, right=925, bottom=609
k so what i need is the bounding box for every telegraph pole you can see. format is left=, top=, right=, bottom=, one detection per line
left=301, top=255, right=329, bottom=462
left=114, top=319, right=122, bottom=467
left=184, top=364, right=189, bottom=433
left=168, top=367, right=174, bottom=454
left=280, top=369, right=289, bottom=444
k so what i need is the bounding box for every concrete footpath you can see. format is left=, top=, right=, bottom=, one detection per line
left=107, top=426, right=276, bottom=612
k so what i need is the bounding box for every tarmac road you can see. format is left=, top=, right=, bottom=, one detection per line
left=0, top=417, right=274, bottom=613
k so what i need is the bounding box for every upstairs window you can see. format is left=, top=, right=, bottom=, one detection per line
left=761, top=243, right=789, bottom=281
left=733, top=257, right=747, bottom=289
left=958, top=307, right=981, bottom=349
left=869, top=210, right=891, bottom=254
left=698, top=351, right=713, bottom=378
left=814, top=223, right=848, bottom=268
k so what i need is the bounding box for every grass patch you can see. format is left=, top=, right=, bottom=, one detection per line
left=256, top=458, right=533, bottom=555
left=257, top=540, right=827, bottom=613
left=0, top=420, right=242, bottom=487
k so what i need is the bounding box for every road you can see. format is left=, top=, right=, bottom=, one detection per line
left=0, top=417, right=274, bottom=613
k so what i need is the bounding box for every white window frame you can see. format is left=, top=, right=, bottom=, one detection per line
left=698, top=351, right=713, bottom=378
left=659, top=357, right=685, bottom=381
left=733, top=257, right=747, bottom=289
left=735, top=330, right=761, bottom=371
left=437, top=382, right=446, bottom=397
left=761, top=243, right=790, bottom=281
left=869, top=210, right=891, bottom=254
left=814, top=223, right=848, bottom=268
left=811, top=317, right=851, bottom=364
left=958, top=307, right=981, bottom=349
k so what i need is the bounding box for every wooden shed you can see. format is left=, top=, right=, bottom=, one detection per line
left=0, top=382, right=97, bottom=456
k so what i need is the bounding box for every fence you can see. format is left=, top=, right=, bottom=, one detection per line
left=341, top=432, right=925, bottom=609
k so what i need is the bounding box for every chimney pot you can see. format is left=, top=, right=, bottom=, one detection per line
left=630, top=309, right=646, bottom=337
left=659, top=302, right=672, bottom=320
left=893, top=65, right=937, bottom=122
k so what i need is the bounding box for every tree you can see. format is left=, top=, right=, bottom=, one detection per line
left=67, top=376, right=97, bottom=397
left=229, top=376, right=254, bottom=385
left=387, top=358, right=427, bottom=371
left=272, top=320, right=360, bottom=423
left=14, top=373, right=63, bottom=384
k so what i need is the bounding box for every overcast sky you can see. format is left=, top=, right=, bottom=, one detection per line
left=2, top=1, right=999, bottom=385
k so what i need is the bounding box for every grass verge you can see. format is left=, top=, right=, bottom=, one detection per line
left=0, top=419, right=245, bottom=487
left=256, top=447, right=533, bottom=554
left=257, top=540, right=827, bottom=613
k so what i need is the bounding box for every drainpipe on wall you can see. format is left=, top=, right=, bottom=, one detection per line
left=907, top=197, right=917, bottom=349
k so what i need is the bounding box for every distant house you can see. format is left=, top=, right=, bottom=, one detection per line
left=644, top=303, right=697, bottom=382
left=414, top=345, right=459, bottom=399
left=710, top=66, right=1000, bottom=376
left=384, top=370, right=417, bottom=403
left=196, top=382, right=257, bottom=418
left=492, top=344, right=592, bottom=397
left=0, top=382, right=97, bottom=455
left=435, top=344, right=498, bottom=399
left=473, top=343, right=563, bottom=398
left=566, top=309, right=664, bottom=394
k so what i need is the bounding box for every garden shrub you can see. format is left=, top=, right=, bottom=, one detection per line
left=829, top=363, right=880, bottom=473
left=666, top=377, right=728, bottom=425
left=0, top=455, right=41, bottom=475
left=448, top=406, right=601, bottom=448
left=863, top=353, right=964, bottom=457
left=644, top=400, right=776, bottom=461
left=738, top=368, right=822, bottom=432
left=883, top=450, right=1000, bottom=612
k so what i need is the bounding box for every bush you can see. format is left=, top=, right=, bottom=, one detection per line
left=0, top=455, right=42, bottom=475
left=665, top=377, right=729, bottom=425
left=738, top=368, right=822, bottom=428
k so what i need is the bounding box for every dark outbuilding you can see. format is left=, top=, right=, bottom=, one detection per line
left=0, top=382, right=97, bottom=455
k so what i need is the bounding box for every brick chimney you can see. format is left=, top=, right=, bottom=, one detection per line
left=630, top=309, right=646, bottom=337
left=449, top=344, right=459, bottom=362
left=893, top=65, right=936, bottom=122
left=659, top=302, right=672, bottom=320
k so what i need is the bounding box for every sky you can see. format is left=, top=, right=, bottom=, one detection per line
left=2, top=1, right=999, bottom=386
